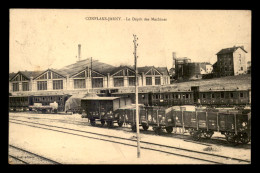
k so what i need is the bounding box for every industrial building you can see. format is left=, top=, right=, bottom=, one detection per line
left=172, top=52, right=213, bottom=80
left=215, top=46, right=248, bottom=77
left=9, top=58, right=170, bottom=96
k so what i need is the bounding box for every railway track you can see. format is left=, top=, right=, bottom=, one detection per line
left=8, top=144, right=61, bottom=164
left=9, top=118, right=250, bottom=164
left=9, top=114, right=251, bottom=148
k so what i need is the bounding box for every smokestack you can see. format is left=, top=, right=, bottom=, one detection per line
left=172, top=52, right=177, bottom=68
left=78, top=44, right=81, bottom=61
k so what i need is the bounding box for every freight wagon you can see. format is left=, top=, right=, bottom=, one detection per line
left=115, top=105, right=176, bottom=134
left=81, top=96, right=132, bottom=127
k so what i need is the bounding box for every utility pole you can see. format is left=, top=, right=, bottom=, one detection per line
left=91, top=57, right=92, bottom=90
left=133, top=34, right=141, bottom=158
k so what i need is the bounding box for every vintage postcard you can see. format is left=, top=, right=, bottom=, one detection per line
left=9, top=9, right=251, bottom=164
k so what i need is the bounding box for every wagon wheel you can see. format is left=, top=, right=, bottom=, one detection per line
left=153, top=127, right=163, bottom=135
left=90, top=119, right=96, bottom=126
left=118, top=121, right=123, bottom=127
left=203, top=131, right=214, bottom=139
left=239, top=133, right=250, bottom=144
left=189, top=129, right=196, bottom=136
left=192, top=131, right=202, bottom=141
left=101, top=120, right=105, bottom=127
left=225, top=133, right=235, bottom=143
left=142, top=124, right=149, bottom=131
left=107, top=121, right=114, bottom=128
left=233, top=135, right=240, bottom=145
left=165, top=126, right=173, bottom=134
left=131, top=124, right=137, bottom=132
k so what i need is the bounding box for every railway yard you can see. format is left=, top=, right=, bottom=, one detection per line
left=8, top=112, right=251, bottom=164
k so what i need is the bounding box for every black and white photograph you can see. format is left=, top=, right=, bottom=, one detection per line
left=8, top=9, right=251, bottom=164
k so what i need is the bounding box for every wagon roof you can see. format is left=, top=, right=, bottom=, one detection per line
left=81, top=97, right=119, bottom=100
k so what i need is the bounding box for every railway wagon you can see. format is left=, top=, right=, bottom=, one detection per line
left=9, top=96, right=30, bottom=111
left=198, top=89, right=251, bottom=106
left=172, top=109, right=251, bottom=144
left=81, top=96, right=132, bottom=127
left=111, top=91, right=194, bottom=107
left=30, top=94, right=70, bottom=112
left=116, top=105, right=176, bottom=134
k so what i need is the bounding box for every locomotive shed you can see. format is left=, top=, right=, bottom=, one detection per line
left=9, top=112, right=251, bottom=164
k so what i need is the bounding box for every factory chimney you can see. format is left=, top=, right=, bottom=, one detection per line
left=78, top=44, right=81, bottom=61
left=172, top=52, right=177, bottom=68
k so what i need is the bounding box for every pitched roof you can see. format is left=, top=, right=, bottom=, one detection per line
left=9, top=71, right=45, bottom=81
left=58, top=58, right=116, bottom=76
left=9, top=72, right=16, bottom=80
left=109, top=65, right=136, bottom=76
left=137, top=66, right=154, bottom=74
left=216, top=46, right=247, bottom=55
left=156, top=67, right=169, bottom=75
left=137, top=66, right=168, bottom=75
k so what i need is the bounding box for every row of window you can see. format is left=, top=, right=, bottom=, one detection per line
left=33, top=96, right=63, bottom=102
left=152, top=93, right=191, bottom=100
left=201, top=92, right=244, bottom=99
left=37, top=80, right=64, bottom=90
left=13, top=76, right=163, bottom=91
left=12, top=82, right=29, bottom=92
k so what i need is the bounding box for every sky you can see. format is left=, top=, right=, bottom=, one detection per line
left=9, top=9, right=251, bottom=73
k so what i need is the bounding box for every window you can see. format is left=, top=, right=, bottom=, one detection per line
left=129, top=77, right=136, bottom=86
left=22, top=82, right=29, bottom=91
left=241, top=67, right=243, bottom=71
left=211, top=93, right=215, bottom=98
left=230, top=93, right=234, bottom=98
left=155, top=94, right=159, bottom=99
left=221, top=92, right=224, bottom=98
left=202, top=93, right=206, bottom=99
left=186, top=94, right=189, bottom=99
left=48, top=71, right=52, bottom=79
left=53, top=80, right=63, bottom=90
left=114, top=78, right=124, bottom=87
left=92, top=78, right=103, bottom=88
left=13, top=83, right=19, bottom=92
left=37, top=81, right=47, bottom=90
left=240, top=93, right=244, bottom=98
left=74, top=79, right=86, bottom=89
left=146, top=77, right=152, bottom=85
left=155, top=77, right=161, bottom=85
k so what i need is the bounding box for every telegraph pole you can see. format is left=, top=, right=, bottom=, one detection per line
left=91, top=57, right=92, bottom=90
left=133, top=34, right=141, bottom=158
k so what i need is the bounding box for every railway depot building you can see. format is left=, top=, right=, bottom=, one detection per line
left=9, top=58, right=170, bottom=96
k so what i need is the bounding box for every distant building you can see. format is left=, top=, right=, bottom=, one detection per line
left=216, top=46, right=247, bottom=77
left=247, top=61, right=251, bottom=74
left=174, top=56, right=212, bottom=80
left=175, top=57, right=191, bottom=79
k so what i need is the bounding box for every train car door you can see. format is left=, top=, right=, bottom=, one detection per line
left=148, top=92, right=153, bottom=106
left=191, top=86, right=199, bottom=104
